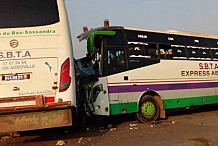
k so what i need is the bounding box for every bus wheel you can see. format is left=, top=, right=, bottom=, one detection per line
left=136, top=95, right=160, bottom=123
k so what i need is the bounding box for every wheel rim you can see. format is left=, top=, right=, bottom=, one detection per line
left=141, top=101, right=155, bottom=118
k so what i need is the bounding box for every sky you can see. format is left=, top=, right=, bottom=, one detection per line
left=65, top=0, right=218, bottom=59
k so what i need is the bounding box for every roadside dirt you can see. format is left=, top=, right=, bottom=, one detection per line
left=0, top=105, right=218, bottom=146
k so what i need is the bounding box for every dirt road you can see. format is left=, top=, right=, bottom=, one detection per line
left=0, top=106, right=218, bottom=146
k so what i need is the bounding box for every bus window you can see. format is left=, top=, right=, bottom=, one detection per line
left=128, top=42, right=145, bottom=56
left=159, top=44, right=173, bottom=59
left=107, top=49, right=126, bottom=75
left=0, top=0, right=59, bottom=28
left=211, top=48, right=218, bottom=60
left=145, top=43, right=158, bottom=58
left=187, top=47, right=200, bottom=59
left=128, top=42, right=159, bottom=69
left=187, top=47, right=210, bottom=60
left=199, top=48, right=210, bottom=59
left=172, top=45, right=187, bottom=59
left=105, top=30, right=125, bottom=46
left=128, top=42, right=158, bottom=58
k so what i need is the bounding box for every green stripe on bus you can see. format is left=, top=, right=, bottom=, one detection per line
left=109, top=95, right=218, bottom=115
left=163, top=95, right=218, bottom=109
left=109, top=102, right=138, bottom=115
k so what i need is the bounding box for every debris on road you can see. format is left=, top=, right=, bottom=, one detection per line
left=172, top=121, right=176, bottom=124
left=129, top=123, right=139, bottom=130
left=107, top=124, right=113, bottom=129
left=56, top=140, right=66, bottom=146
left=109, top=128, right=117, bottom=131
left=129, top=123, right=138, bottom=127
left=78, top=137, right=83, bottom=143
left=99, top=127, right=107, bottom=132
left=0, top=135, right=11, bottom=142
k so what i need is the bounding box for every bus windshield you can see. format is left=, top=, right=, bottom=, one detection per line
left=0, top=0, right=59, bottom=28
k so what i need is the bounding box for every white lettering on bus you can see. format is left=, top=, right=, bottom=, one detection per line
left=168, top=37, right=174, bottom=41
left=138, top=34, right=147, bottom=39
left=0, top=51, right=31, bottom=59
left=194, top=39, right=199, bottom=43
left=1, top=60, right=35, bottom=70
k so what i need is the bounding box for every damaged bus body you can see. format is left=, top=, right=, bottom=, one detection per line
left=76, top=21, right=218, bottom=122
left=0, top=0, right=76, bottom=132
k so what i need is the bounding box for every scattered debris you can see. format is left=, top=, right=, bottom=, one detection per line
left=99, top=127, right=107, bottom=132
left=0, top=133, right=9, bottom=139
left=78, top=137, right=83, bottom=143
left=109, top=128, right=117, bottom=131
left=1, top=135, right=11, bottom=142
left=150, top=125, right=154, bottom=128
left=1, top=136, right=11, bottom=140
left=129, top=123, right=138, bottom=127
left=172, top=121, right=176, bottom=124
left=79, top=137, right=83, bottom=141
left=129, top=123, right=139, bottom=130
left=56, top=140, right=66, bottom=146
left=107, top=124, right=113, bottom=129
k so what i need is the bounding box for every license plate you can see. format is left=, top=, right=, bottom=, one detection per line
left=2, top=74, right=29, bottom=81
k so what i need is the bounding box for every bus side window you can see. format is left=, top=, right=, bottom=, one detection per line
left=211, top=48, right=218, bottom=60
left=187, top=47, right=201, bottom=59
left=164, top=49, right=173, bottom=59
left=128, top=43, right=144, bottom=56
left=145, top=43, right=158, bottom=58
left=199, top=48, right=210, bottom=60
left=159, top=44, right=172, bottom=59
left=172, top=46, right=187, bottom=59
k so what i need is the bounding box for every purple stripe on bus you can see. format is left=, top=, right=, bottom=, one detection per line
left=108, top=82, right=218, bottom=93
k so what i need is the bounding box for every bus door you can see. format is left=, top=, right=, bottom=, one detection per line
left=105, top=48, right=131, bottom=114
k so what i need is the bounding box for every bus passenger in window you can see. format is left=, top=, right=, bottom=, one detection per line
left=160, top=48, right=172, bottom=59
left=165, top=49, right=173, bottom=59
left=160, top=49, right=165, bottom=58
left=108, top=52, right=117, bottom=70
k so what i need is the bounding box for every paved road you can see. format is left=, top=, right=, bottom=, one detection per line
left=0, top=105, right=218, bottom=146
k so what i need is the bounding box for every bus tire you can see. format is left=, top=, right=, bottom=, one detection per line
left=136, top=95, right=160, bottom=123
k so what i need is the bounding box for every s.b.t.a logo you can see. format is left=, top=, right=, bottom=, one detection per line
left=10, top=39, right=19, bottom=48
left=0, top=39, right=31, bottom=59
left=0, top=51, right=31, bottom=59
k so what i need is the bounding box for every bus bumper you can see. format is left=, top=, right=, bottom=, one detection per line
left=0, top=108, right=73, bottom=133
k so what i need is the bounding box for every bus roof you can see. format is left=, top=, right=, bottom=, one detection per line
left=124, top=27, right=218, bottom=39
left=77, top=26, right=218, bottom=41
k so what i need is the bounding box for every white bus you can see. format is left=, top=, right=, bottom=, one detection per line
left=0, top=0, right=76, bottom=132
left=77, top=23, right=218, bottom=122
